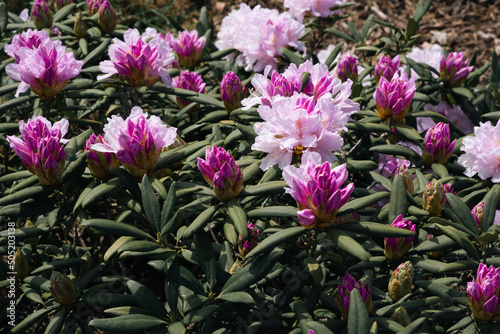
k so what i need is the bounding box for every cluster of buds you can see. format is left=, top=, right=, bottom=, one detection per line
left=283, top=152, right=354, bottom=229
left=473, top=201, right=485, bottom=230
left=197, top=146, right=243, bottom=202
left=7, top=117, right=69, bottom=186
left=221, top=71, right=246, bottom=112
left=388, top=261, right=414, bottom=301
left=422, top=179, right=446, bottom=216
left=97, top=0, right=117, bottom=33
left=336, top=54, right=358, bottom=83
left=91, top=107, right=178, bottom=179
left=440, top=52, right=473, bottom=87
left=237, top=223, right=260, bottom=258
left=172, top=70, right=206, bottom=110
left=394, top=165, right=414, bottom=196
left=374, top=54, right=400, bottom=83
left=374, top=72, right=416, bottom=124
left=54, top=0, right=73, bottom=11
left=467, top=263, right=500, bottom=321
left=422, top=122, right=456, bottom=165
left=171, top=30, right=206, bottom=68
left=97, top=28, right=175, bottom=88
left=32, top=0, right=53, bottom=29
left=50, top=272, right=76, bottom=305
left=85, top=134, right=120, bottom=179
left=384, top=215, right=416, bottom=261
left=336, top=273, right=373, bottom=320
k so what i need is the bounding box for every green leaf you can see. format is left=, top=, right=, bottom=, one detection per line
left=31, top=257, right=87, bottom=275
left=346, top=122, right=391, bottom=133
left=452, top=87, right=474, bottom=99
left=9, top=308, right=52, bottom=334
left=44, top=307, right=67, bottom=334
left=141, top=175, right=161, bottom=234
left=338, top=191, right=390, bottom=215
left=0, top=185, right=47, bottom=206
left=438, top=260, right=478, bottom=273
left=104, top=237, right=136, bottom=262
left=369, top=144, right=421, bottom=160
left=348, top=289, right=370, bottom=334
left=77, top=263, right=106, bottom=291
left=435, top=223, right=480, bottom=260
left=109, top=167, right=141, bottom=201
left=0, top=3, right=7, bottom=33
left=405, top=17, right=419, bottom=40
left=182, top=205, right=218, bottom=239
left=445, top=193, right=479, bottom=236
left=337, top=222, right=416, bottom=238
left=482, top=185, right=500, bottom=231
left=247, top=206, right=298, bottom=218
left=392, top=123, right=422, bottom=141
left=227, top=200, right=248, bottom=240
left=414, top=280, right=468, bottom=305
left=89, top=315, right=167, bottom=334
left=325, top=27, right=356, bottom=43
left=241, top=181, right=286, bottom=196
left=280, top=47, right=303, bottom=66
left=328, top=228, right=370, bottom=261
left=323, top=42, right=343, bottom=67
left=246, top=226, right=304, bottom=259
left=161, top=182, right=176, bottom=229
left=126, top=280, right=167, bottom=318
left=81, top=219, right=154, bottom=240
left=83, top=38, right=111, bottom=67
left=389, top=174, right=409, bottom=223
left=413, top=0, right=433, bottom=23
left=166, top=262, right=205, bottom=295
left=221, top=249, right=283, bottom=294
left=345, top=159, right=378, bottom=172
left=81, top=178, right=121, bottom=208
left=414, top=234, right=455, bottom=252
left=411, top=111, right=450, bottom=123
left=181, top=305, right=219, bottom=325
left=216, top=291, right=255, bottom=304
left=369, top=172, right=391, bottom=191
left=53, top=3, right=76, bottom=22
left=194, top=231, right=217, bottom=290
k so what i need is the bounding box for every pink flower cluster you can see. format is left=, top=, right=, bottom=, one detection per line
left=172, top=70, right=206, bottom=109
left=467, top=263, right=500, bottom=321
left=458, top=121, right=500, bottom=182
left=5, top=29, right=83, bottom=99
left=374, top=55, right=400, bottom=83
left=220, top=71, right=246, bottom=112
left=7, top=116, right=68, bottom=186
left=215, top=4, right=305, bottom=72
left=91, top=107, right=178, bottom=179
left=440, top=52, right=473, bottom=87
left=283, top=152, right=354, bottom=228
left=247, top=61, right=358, bottom=170
left=85, top=134, right=119, bottom=179
left=337, top=54, right=358, bottom=83
left=98, top=28, right=175, bottom=87
left=422, top=122, right=456, bottom=165
left=170, top=30, right=205, bottom=68
left=374, top=72, right=416, bottom=124
left=284, top=0, right=347, bottom=21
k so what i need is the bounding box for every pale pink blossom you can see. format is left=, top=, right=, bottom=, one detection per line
left=19, top=9, right=30, bottom=22
left=284, top=0, right=347, bottom=21
left=215, top=4, right=305, bottom=72
left=4, top=29, right=55, bottom=62
left=92, top=106, right=178, bottom=179
left=458, top=121, right=500, bottom=182
left=417, top=101, right=475, bottom=134
left=405, top=44, right=442, bottom=78
left=98, top=28, right=175, bottom=87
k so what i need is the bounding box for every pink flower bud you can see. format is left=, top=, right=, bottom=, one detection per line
left=422, top=122, right=456, bottom=165
left=87, top=0, right=103, bottom=16
left=98, top=0, right=117, bottom=33
left=467, top=263, right=500, bottom=321
left=337, top=54, right=358, bottom=83
left=384, top=215, right=416, bottom=261
left=374, top=54, right=400, bottom=83
left=32, top=0, right=53, bottom=29
left=336, top=273, right=373, bottom=320
left=221, top=71, right=246, bottom=112
left=172, top=70, right=206, bottom=109
left=197, top=146, right=243, bottom=201
left=85, top=134, right=120, bottom=179
left=473, top=201, right=486, bottom=230
left=238, top=223, right=260, bottom=258
left=440, top=52, right=473, bottom=87
left=171, top=30, right=205, bottom=68
left=283, top=152, right=354, bottom=229
left=7, top=117, right=69, bottom=186
left=374, top=72, right=415, bottom=124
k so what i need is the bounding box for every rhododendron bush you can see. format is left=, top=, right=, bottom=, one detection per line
left=2, top=0, right=500, bottom=333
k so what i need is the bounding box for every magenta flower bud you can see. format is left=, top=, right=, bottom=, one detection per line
left=336, top=54, right=358, bottom=83
left=172, top=70, right=206, bottom=109
left=98, top=28, right=175, bottom=88
left=7, top=117, right=69, bottom=186
left=91, top=107, right=178, bottom=179
left=221, top=71, right=246, bottom=112
left=85, top=134, right=120, bottom=179
left=374, top=54, right=400, bottom=83
left=422, top=122, right=456, bottom=165
left=384, top=215, right=416, bottom=261
left=32, top=0, right=53, bottom=29
left=197, top=146, right=244, bottom=201
left=55, top=0, right=73, bottom=11
left=87, top=0, right=103, bottom=16
left=171, top=30, right=206, bottom=68
left=336, top=273, right=373, bottom=320
left=394, top=165, right=414, bottom=196
left=467, top=263, right=500, bottom=321
left=374, top=72, right=415, bottom=124
left=473, top=201, right=486, bottom=230
left=238, top=222, right=260, bottom=258
left=440, top=52, right=473, bottom=87
left=98, top=0, right=117, bottom=33
left=283, top=152, right=354, bottom=229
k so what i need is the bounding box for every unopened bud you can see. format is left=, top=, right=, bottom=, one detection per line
left=74, top=11, right=88, bottom=38
left=50, top=271, right=76, bottom=305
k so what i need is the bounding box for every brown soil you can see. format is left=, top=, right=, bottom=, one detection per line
left=168, top=0, right=500, bottom=69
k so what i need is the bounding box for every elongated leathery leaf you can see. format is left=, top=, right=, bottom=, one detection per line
left=328, top=228, right=370, bottom=261
left=348, top=289, right=370, bottom=334
left=445, top=193, right=479, bottom=236
left=227, top=200, right=248, bottom=240
left=81, top=219, right=154, bottom=240
left=389, top=174, right=408, bottom=223
left=435, top=223, right=480, bottom=260
left=89, top=315, right=167, bottom=334
left=141, top=175, right=161, bottom=234
left=483, top=184, right=500, bottom=231
left=246, top=226, right=304, bottom=259
left=126, top=280, right=167, bottom=318
left=183, top=205, right=218, bottom=239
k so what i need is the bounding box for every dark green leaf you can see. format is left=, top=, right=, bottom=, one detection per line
left=81, top=219, right=154, bottom=240
left=445, top=193, right=479, bottom=236
left=246, top=226, right=304, bottom=259
left=328, top=228, right=370, bottom=261
left=183, top=206, right=218, bottom=239
left=338, top=191, right=390, bottom=215
left=194, top=231, right=217, bottom=290
left=126, top=280, right=167, bottom=318
left=227, top=200, right=248, bottom=240
left=89, top=315, right=167, bottom=334
left=247, top=206, right=298, bottom=218
left=389, top=174, right=409, bottom=223
left=348, top=289, right=370, bottom=334
left=141, top=175, right=161, bottom=234
left=337, top=222, right=416, bottom=237
left=31, top=257, right=87, bottom=275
